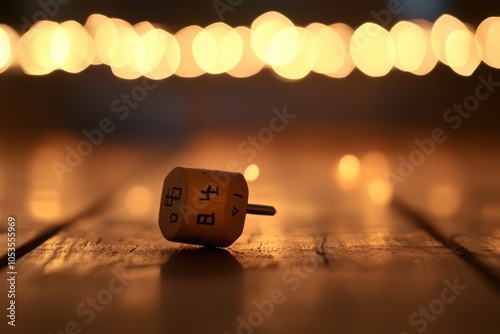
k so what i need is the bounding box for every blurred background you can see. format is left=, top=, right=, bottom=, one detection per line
left=0, top=0, right=499, bottom=140
left=0, top=0, right=499, bottom=222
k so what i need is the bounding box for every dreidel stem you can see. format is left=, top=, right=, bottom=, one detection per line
left=246, top=204, right=276, bottom=216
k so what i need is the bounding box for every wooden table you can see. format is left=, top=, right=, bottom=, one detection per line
left=1, top=130, right=499, bottom=334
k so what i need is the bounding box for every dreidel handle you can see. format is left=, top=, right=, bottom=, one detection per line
left=246, top=204, right=276, bottom=216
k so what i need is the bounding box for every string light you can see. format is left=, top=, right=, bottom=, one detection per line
left=1, top=12, right=498, bottom=79
left=406, top=20, right=438, bottom=76
left=192, top=22, right=242, bottom=74
left=445, top=27, right=481, bottom=76
left=271, top=26, right=319, bottom=80
left=326, top=23, right=355, bottom=78
left=431, top=14, right=469, bottom=66
left=174, top=25, right=205, bottom=77
left=476, top=17, right=500, bottom=69
left=227, top=26, right=264, bottom=78
left=0, top=24, right=17, bottom=73
left=391, top=21, right=429, bottom=72
left=250, top=11, right=298, bottom=66
left=307, top=23, right=346, bottom=76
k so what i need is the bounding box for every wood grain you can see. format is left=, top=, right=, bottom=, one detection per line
left=2, top=135, right=500, bottom=334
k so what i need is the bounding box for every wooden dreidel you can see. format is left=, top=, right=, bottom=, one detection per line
left=159, top=167, right=276, bottom=247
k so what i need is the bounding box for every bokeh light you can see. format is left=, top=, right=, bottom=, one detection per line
left=336, top=154, right=360, bottom=189
left=361, top=151, right=389, bottom=179
left=49, top=23, right=69, bottom=67
left=193, top=22, right=242, bottom=74
left=59, top=20, right=94, bottom=73
left=431, top=14, right=469, bottom=65
left=326, top=23, right=355, bottom=78
left=368, top=179, right=393, bottom=206
left=244, top=164, right=260, bottom=182
left=227, top=26, right=265, bottom=78
left=125, top=186, right=153, bottom=216
left=307, top=23, right=345, bottom=75
left=107, top=18, right=136, bottom=68
left=391, top=21, right=429, bottom=72
left=445, top=28, right=481, bottom=76
left=174, top=25, right=206, bottom=77
left=351, top=23, right=396, bottom=77
left=271, top=27, right=319, bottom=80
left=409, top=20, right=438, bottom=76
left=131, top=25, right=180, bottom=80
left=28, top=144, right=65, bottom=221
left=84, top=13, right=108, bottom=65
left=251, top=11, right=298, bottom=66
left=0, top=24, right=17, bottom=73
left=476, top=17, right=500, bottom=69
left=108, top=18, right=141, bottom=80
left=18, top=20, right=64, bottom=75
left=90, top=15, right=120, bottom=65
left=427, top=185, right=461, bottom=218
left=1, top=13, right=497, bottom=78
left=29, top=186, right=62, bottom=221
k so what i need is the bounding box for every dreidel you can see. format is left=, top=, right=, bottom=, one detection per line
left=158, top=167, right=276, bottom=247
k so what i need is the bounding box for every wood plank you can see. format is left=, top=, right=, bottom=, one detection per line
left=4, top=202, right=500, bottom=334
left=393, top=143, right=500, bottom=288
left=2, top=134, right=500, bottom=334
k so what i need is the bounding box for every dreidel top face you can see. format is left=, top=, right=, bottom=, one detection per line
left=159, top=167, right=249, bottom=247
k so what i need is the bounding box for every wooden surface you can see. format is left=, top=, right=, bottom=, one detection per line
left=1, top=132, right=500, bottom=334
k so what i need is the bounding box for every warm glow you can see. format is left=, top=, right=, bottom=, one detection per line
left=28, top=143, right=66, bottom=221
left=133, top=21, right=155, bottom=36
left=271, top=27, right=319, bottom=80
left=84, top=13, right=108, bottom=65
left=29, top=188, right=61, bottom=220
left=174, top=25, right=206, bottom=77
left=428, top=185, right=461, bottom=218
left=18, top=21, right=61, bottom=75
left=108, top=18, right=136, bottom=67
left=50, top=24, right=69, bottom=66
left=326, top=23, right=355, bottom=78
left=227, top=26, right=265, bottom=78
left=251, top=11, right=298, bottom=66
left=2, top=13, right=496, bottom=79
left=0, top=24, right=17, bottom=73
left=338, top=154, right=360, bottom=180
left=59, top=20, right=94, bottom=73
left=307, top=23, right=344, bottom=75
left=193, top=22, right=242, bottom=74
left=111, top=64, right=141, bottom=80
left=267, top=26, right=299, bottom=67
left=125, top=186, right=153, bottom=216
left=391, top=21, right=428, bottom=72
left=368, top=179, right=393, bottom=205
left=351, top=23, right=396, bottom=77
left=244, top=164, right=260, bottom=182
left=91, top=15, right=119, bottom=65
left=480, top=204, right=500, bottom=222
left=90, top=16, right=139, bottom=78
left=476, top=17, right=500, bottom=69
left=136, top=28, right=180, bottom=79
left=336, top=154, right=360, bottom=189
left=445, top=28, right=481, bottom=76
left=431, top=14, right=469, bottom=65
left=361, top=151, right=389, bottom=178
left=108, top=19, right=141, bottom=79
left=132, top=23, right=158, bottom=75
left=409, top=20, right=438, bottom=76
